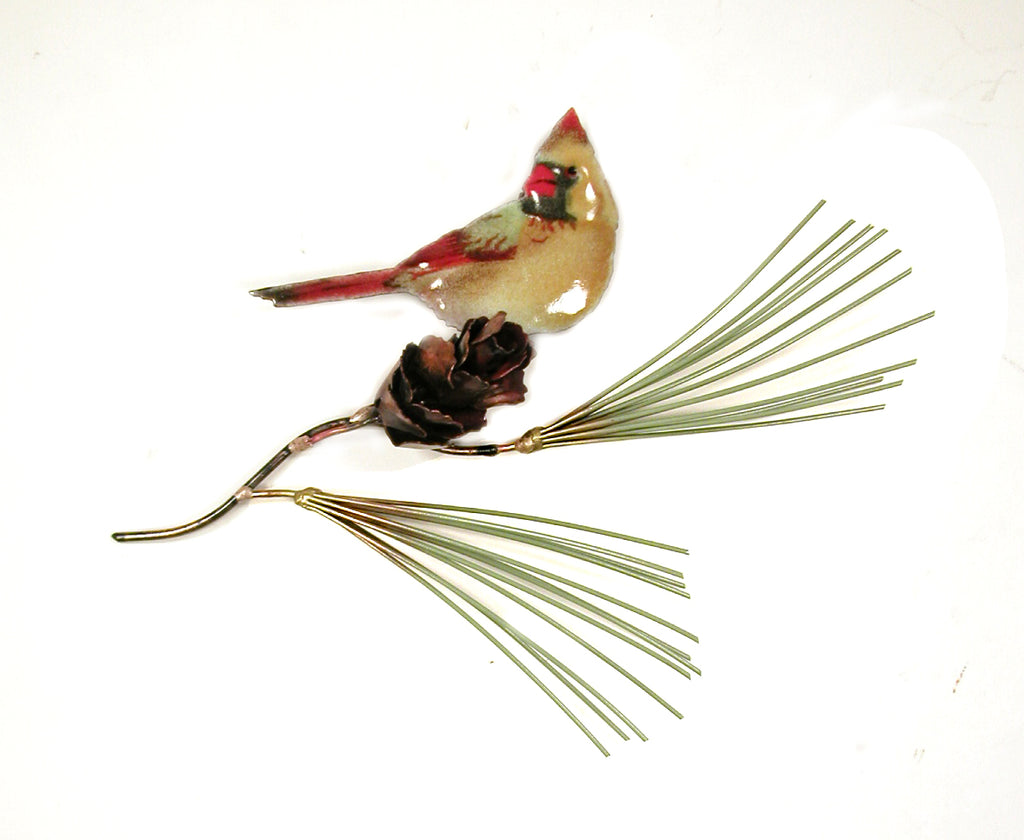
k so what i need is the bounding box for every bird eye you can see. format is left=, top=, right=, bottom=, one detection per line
left=566, top=166, right=578, bottom=179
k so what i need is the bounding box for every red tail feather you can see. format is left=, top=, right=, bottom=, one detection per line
left=250, top=267, right=401, bottom=307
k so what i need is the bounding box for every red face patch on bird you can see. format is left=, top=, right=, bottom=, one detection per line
left=519, top=162, right=579, bottom=221
left=523, top=162, right=559, bottom=198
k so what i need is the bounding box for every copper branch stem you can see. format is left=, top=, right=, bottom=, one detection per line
left=111, top=406, right=378, bottom=542
left=436, top=426, right=545, bottom=457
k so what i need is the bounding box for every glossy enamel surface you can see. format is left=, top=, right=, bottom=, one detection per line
left=251, top=109, right=617, bottom=334
left=400, top=109, right=618, bottom=332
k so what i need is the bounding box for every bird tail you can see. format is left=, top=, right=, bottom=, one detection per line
left=250, top=268, right=401, bottom=307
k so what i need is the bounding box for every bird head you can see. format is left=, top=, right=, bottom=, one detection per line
left=520, top=108, right=618, bottom=229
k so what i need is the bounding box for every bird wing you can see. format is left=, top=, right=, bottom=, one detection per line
left=399, top=202, right=524, bottom=276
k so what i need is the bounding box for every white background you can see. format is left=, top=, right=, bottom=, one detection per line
left=2, top=1, right=1021, bottom=837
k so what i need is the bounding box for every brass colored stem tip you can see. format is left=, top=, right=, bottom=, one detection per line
left=111, top=410, right=376, bottom=543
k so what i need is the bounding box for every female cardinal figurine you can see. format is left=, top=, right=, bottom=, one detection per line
left=251, top=109, right=618, bottom=333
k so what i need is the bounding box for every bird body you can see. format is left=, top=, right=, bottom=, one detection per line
left=251, top=109, right=618, bottom=333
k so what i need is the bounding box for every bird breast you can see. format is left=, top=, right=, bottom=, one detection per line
left=408, top=216, right=617, bottom=333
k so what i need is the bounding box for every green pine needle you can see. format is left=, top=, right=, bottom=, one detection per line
left=256, top=488, right=699, bottom=756
left=539, top=202, right=935, bottom=447
left=441, top=201, right=935, bottom=456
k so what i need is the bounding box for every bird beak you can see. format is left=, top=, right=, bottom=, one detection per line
left=523, top=162, right=559, bottom=198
